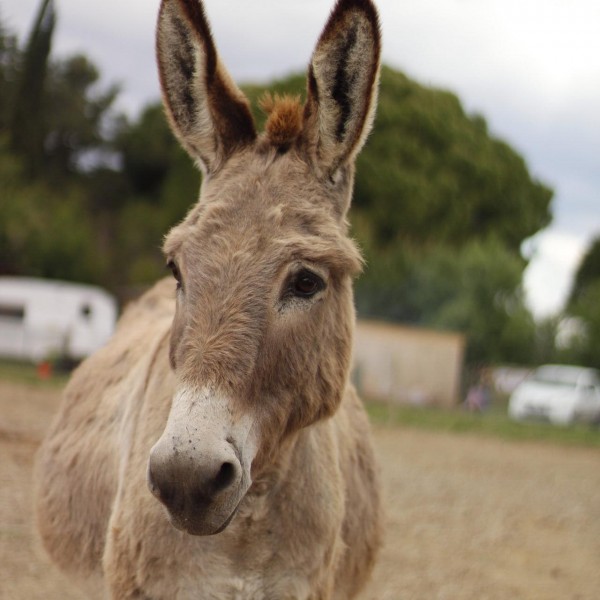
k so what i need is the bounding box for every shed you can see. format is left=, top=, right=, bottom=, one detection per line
left=353, top=320, right=465, bottom=407
left=0, top=277, right=117, bottom=363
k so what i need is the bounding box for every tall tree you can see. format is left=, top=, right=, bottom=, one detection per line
left=568, top=236, right=600, bottom=307
left=353, top=67, right=553, bottom=252
left=43, top=53, right=119, bottom=177
left=9, top=0, right=55, bottom=173
left=0, top=15, right=20, bottom=128
left=562, top=236, right=600, bottom=368
left=0, top=8, right=119, bottom=284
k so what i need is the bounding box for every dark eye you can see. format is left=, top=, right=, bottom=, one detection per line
left=167, top=260, right=182, bottom=290
left=291, top=269, right=325, bottom=298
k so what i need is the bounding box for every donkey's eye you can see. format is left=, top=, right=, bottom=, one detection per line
left=167, top=260, right=182, bottom=289
left=291, top=269, right=325, bottom=298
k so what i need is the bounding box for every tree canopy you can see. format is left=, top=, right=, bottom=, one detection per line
left=9, top=0, right=55, bottom=174
left=568, top=236, right=600, bottom=308
left=561, top=236, right=600, bottom=368
left=354, top=68, right=553, bottom=253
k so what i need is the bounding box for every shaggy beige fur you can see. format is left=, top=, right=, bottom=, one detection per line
left=35, top=0, right=382, bottom=598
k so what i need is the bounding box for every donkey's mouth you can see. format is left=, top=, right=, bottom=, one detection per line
left=211, top=503, right=241, bottom=535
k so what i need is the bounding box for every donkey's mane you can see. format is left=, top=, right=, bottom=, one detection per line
left=260, top=93, right=304, bottom=148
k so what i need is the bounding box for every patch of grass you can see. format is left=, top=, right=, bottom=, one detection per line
left=366, top=400, right=600, bottom=448
left=0, top=359, right=69, bottom=388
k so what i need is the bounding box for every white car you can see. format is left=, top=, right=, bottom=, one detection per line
left=508, top=364, right=600, bottom=425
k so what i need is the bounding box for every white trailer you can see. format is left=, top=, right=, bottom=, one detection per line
left=0, top=277, right=117, bottom=363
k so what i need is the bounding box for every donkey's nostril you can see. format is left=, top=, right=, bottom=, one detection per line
left=213, top=461, right=236, bottom=493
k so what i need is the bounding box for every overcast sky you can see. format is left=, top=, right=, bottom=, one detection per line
left=4, top=0, right=600, bottom=318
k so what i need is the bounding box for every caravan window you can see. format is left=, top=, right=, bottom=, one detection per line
left=0, top=304, right=25, bottom=321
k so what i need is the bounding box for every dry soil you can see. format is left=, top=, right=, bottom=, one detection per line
left=1, top=380, right=599, bottom=600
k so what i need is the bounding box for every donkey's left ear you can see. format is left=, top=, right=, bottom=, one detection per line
left=302, top=0, right=381, bottom=180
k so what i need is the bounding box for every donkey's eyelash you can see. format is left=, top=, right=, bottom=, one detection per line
left=166, top=260, right=183, bottom=290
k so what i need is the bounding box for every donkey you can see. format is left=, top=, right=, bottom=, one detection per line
left=34, top=0, right=382, bottom=597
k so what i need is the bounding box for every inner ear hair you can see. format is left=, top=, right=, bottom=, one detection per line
left=157, top=0, right=256, bottom=173
left=302, top=0, right=381, bottom=177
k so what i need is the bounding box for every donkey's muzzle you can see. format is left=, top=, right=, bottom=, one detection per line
left=147, top=386, right=256, bottom=535
left=147, top=438, right=246, bottom=536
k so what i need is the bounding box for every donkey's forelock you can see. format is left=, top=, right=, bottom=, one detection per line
left=260, top=94, right=304, bottom=150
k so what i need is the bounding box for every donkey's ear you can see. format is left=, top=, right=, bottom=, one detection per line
left=302, top=0, right=381, bottom=179
left=156, top=0, right=256, bottom=174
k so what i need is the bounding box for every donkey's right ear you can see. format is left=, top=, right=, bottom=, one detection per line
left=156, top=0, right=256, bottom=174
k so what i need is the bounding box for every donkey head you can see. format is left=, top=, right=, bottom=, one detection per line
left=148, top=0, right=380, bottom=536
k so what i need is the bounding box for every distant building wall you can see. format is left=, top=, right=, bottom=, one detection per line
left=352, top=320, right=466, bottom=408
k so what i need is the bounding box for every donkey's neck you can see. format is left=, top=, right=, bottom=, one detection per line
left=247, top=412, right=341, bottom=501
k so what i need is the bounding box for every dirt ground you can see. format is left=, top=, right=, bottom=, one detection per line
left=1, top=380, right=599, bottom=600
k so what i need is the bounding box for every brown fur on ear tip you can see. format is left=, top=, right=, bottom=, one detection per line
left=260, top=93, right=304, bottom=148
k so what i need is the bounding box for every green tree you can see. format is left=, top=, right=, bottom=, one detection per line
left=355, top=238, right=536, bottom=363
left=3, top=1, right=118, bottom=179
left=0, top=8, right=119, bottom=284
left=9, top=0, right=55, bottom=174
left=109, top=104, right=199, bottom=286
left=568, top=236, right=600, bottom=307
left=0, top=16, right=20, bottom=128
left=0, top=8, right=184, bottom=288
left=116, top=104, right=188, bottom=199
left=562, top=237, right=600, bottom=368
left=0, top=136, right=105, bottom=282
left=353, top=67, right=553, bottom=252
left=43, top=53, right=119, bottom=177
